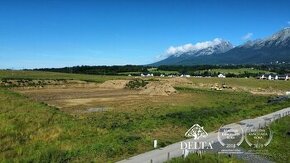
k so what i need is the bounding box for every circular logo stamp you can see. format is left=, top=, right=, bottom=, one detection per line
left=218, top=124, right=244, bottom=149
left=245, top=126, right=273, bottom=148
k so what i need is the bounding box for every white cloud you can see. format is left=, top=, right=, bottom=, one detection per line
left=242, top=33, right=253, bottom=40
left=165, top=38, right=223, bottom=56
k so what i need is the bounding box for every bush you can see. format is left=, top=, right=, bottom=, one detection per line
left=125, top=79, right=148, bottom=89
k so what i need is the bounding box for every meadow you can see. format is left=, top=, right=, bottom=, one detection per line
left=0, top=70, right=127, bottom=83
left=196, top=68, right=273, bottom=75
left=0, top=70, right=290, bottom=162
left=189, top=77, right=290, bottom=91
left=265, top=115, right=290, bottom=162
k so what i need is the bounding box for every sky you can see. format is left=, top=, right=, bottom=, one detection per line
left=0, top=0, right=290, bottom=69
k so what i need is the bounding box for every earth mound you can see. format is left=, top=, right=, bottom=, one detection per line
left=139, top=81, right=176, bottom=96
left=98, top=80, right=129, bottom=89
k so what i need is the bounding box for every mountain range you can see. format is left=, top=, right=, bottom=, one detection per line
left=152, top=28, right=290, bottom=65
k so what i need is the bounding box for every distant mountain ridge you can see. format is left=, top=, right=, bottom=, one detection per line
left=152, top=28, right=290, bottom=65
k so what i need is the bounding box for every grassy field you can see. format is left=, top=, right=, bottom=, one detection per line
left=148, top=68, right=179, bottom=75
left=1, top=87, right=289, bottom=162
left=2, top=70, right=289, bottom=91
left=118, top=71, right=142, bottom=75
left=1, top=70, right=290, bottom=162
left=0, top=70, right=127, bottom=83
left=265, top=115, right=290, bottom=162
left=196, top=68, right=273, bottom=75
left=117, top=68, right=179, bottom=75
left=190, top=77, right=290, bottom=91
left=118, top=68, right=271, bottom=76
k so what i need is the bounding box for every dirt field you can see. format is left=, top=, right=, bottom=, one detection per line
left=13, top=78, right=193, bottom=114
left=12, top=77, right=289, bottom=115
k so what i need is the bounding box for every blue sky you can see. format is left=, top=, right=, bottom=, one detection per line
left=0, top=0, right=290, bottom=69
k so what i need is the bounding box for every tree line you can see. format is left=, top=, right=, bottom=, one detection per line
left=33, top=64, right=290, bottom=77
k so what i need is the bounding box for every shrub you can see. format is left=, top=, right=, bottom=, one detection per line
left=125, top=79, right=148, bottom=89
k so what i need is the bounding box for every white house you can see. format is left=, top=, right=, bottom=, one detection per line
left=180, top=74, right=191, bottom=78
left=260, top=74, right=290, bottom=80
left=146, top=73, right=154, bottom=77
left=275, top=74, right=289, bottom=80
left=262, top=74, right=274, bottom=80
left=141, top=73, right=145, bottom=77
left=260, top=74, right=266, bottom=79
left=218, top=74, right=226, bottom=78
left=281, top=74, right=289, bottom=80
left=160, top=74, right=165, bottom=77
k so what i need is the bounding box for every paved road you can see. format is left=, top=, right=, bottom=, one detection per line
left=118, top=107, right=290, bottom=163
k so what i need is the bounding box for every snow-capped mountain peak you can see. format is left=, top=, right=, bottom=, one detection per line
left=268, top=27, right=290, bottom=42
left=242, top=28, right=290, bottom=49
left=152, top=27, right=290, bottom=66
left=166, top=38, right=233, bottom=57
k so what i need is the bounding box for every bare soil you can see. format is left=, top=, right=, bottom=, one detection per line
left=98, top=80, right=129, bottom=89
left=139, top=81, right=176, bottom=96
left=12, top=77, right=282, bottom=115
left=13, top=79, right=192, bottom=114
